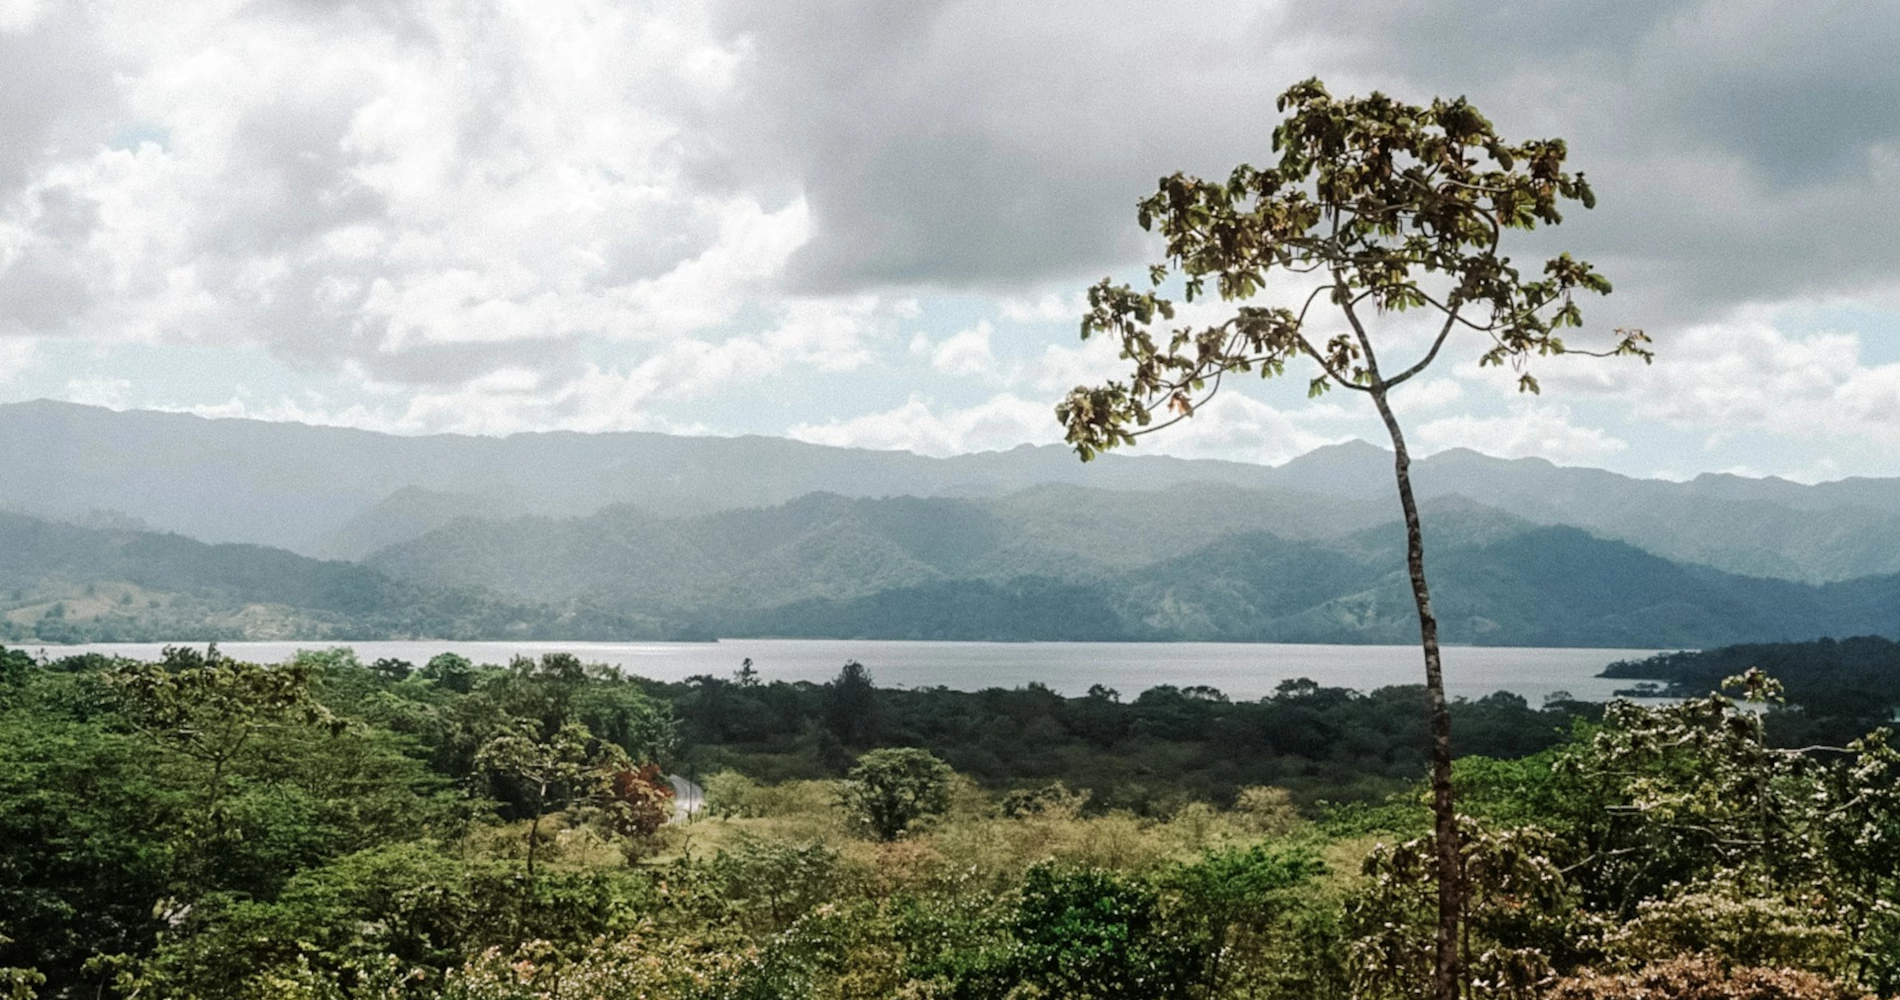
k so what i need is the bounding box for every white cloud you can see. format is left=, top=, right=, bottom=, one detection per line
left=1417, top=403, right=1628, bottom=465
left=1132, top=393, right=1356, bottom=467
left=788, top=393, right=1057, bottom=456
left=1391, top=376, right=1463, bottom=413
left=915, top=320, right=996, bottom=377
left=1626, top=316, right=1900, bottom=445
left=0, top=0, right=41, bottom=33
left=65, top=375, right=130, bottom=408
left=998, top=291, right=1087, bottom=324
left=0, top=338, right=33, bottom=380
left=0, top=0, right=789, bottom=381
left=1030, top=334, right=1128, bottom=393
left=144, top=294, right=892, bottom=437
left=1, top=0, right=1898, bottom=485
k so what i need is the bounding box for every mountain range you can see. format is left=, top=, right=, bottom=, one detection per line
left=4, top=399, right=1899, bottom=648
left=10, top=399, right=1900, bottom=584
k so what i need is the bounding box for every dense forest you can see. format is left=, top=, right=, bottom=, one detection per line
left=1605, top=635, right=1900, bottom=719
left=5, top=643, right=1898, bottom=999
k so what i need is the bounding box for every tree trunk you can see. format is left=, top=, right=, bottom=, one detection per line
left=1370, top=385, right=1462, bottom=1000
left=527, top=782, right=546, bottom=881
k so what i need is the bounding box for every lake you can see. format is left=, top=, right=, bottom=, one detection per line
left=25, top=639, right=1671, bottom=703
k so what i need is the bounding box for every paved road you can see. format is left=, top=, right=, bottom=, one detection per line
left=667, top=774, right=704, bottom=823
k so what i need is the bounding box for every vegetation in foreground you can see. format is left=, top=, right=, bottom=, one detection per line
left=3, top=644, right=1898, bottom=999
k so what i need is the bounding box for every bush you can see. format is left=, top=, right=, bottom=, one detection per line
left=1011, top=863, right=1197, bottom=1000
left=838, top=748, right=953, bottom=841
left=1543, top=955, right=1868, bottom=1000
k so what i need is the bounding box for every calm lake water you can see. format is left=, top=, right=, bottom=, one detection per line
left=27, top=639, right=1671, bottom=704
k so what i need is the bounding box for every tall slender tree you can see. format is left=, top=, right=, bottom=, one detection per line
left=1057, top=78, right=1649, bottom=1000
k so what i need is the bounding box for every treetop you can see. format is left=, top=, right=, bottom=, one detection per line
left=1059, top=77, right=1650, bottom=461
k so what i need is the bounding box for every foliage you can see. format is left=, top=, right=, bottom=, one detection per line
left=605, top=763, right=676, bottom=839
left=663, top=669, right=1598, bottom=811
left=1542, top=955, right=1869, bottom=1000
left=476, top=720, right=629, bottom=877
left=839, top=748, right=955, bottom=841
left=1010, top=863, right=1196, bottom=1000
left=442, top=928, right=781, bottom=1000
left=1350, top=819, right=1585, bottom=999
left=824, top=660, right=878, bottom=747
left=10, top=644, right=1900, bottom=1000
left=1606, top=636, right=1900, bottom=743
left=1056, top=78, right=1645, bottom=460
left=1158, top=843, right=1326, bottom=995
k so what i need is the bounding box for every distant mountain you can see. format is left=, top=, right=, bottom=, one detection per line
left=1289, top=444, right=1900, bottom=583
left=364, top=485, right=1395, bottom=613
left=310, top=486, right=523, bottom=560
left=0, top=511, right=697, bottom=643
left=0, top=400, right=1316, bottom=556
left=12, top=400, right=1900, bottom=584
left=6, top=480, right=1894, bottom=647
left=365, top=491, right=1900, bottom=647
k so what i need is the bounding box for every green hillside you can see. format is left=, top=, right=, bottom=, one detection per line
left=0, top=512, right=699, bottom=643
left=1603, top=635, right=1900, bottom=707
left=366, top=492, right=1900, bottom=647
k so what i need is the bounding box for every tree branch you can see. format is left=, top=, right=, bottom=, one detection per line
left=1386, top=303, right=1464, bottom=388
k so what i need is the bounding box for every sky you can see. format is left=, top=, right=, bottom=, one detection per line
left=1, top=0, right=1898, bottom=482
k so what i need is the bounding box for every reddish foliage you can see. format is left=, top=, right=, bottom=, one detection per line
left=606, top=763, right=675, bottom=838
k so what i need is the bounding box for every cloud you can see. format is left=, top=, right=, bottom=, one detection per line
left=1417, top=403, right=1628, bottom=465
left=0, top=0, right=791, bottom=381
left=998, top=291, right=1088, bottom=324
left=0, top=337, right=32, bottom=380
left=1134, top=393, right=1355, bottom=467
left=788, top=392, right=1056, bottom=456
left=1029, top=334, right=1132, bottom=394
left=1391, top=376, right=1463, bottom=414
left=694, top=0, right=1900, bottom=329
left=1619, top=314, right=1900, bottom=448
left=0, top=0, right=1897, bottom=483
left=65, top=375, right=130, bottom=408
left=912, top=320, right=995, bottom=376
left=153, top=294, right=894, bottom=437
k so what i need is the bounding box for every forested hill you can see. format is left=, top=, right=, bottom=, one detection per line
left=361, top=491, right=1900, bottom=648
left=9, top=490, right=1899, bottom=647
left=1603, top=636, right=1900, bottom=711
left=0, top=512, right=699, bottom=643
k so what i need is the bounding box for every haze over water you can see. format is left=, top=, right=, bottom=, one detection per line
left=31, top=640, right=1669, bottom=703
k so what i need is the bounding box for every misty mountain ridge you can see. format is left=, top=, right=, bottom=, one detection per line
left=5, top=477, right=1897, bottom=647
left=359, top=490, right=1900, bottom=648
left=10, top=400, right=1900, bottom=586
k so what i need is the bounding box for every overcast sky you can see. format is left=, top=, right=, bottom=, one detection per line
left=2, top=0, right=1898, bottom=482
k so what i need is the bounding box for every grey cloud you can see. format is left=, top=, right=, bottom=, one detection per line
left=0, top=3, right=119, bottom=336
left=0, top=187, right=95, bottom=331
left=709, top=0, right=1286, bottom=292
left=0, top=4, right=118, bottom=193
left=0, top=183, right=100, bottom=332
left=11, top=0, right=1897, bottom=403
left=708, top=0, right=1900, bottom=323
left=206, top=93, right=388, bottom=254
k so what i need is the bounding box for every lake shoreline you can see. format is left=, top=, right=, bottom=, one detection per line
left=22, top=637, right=1676, bottom=704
